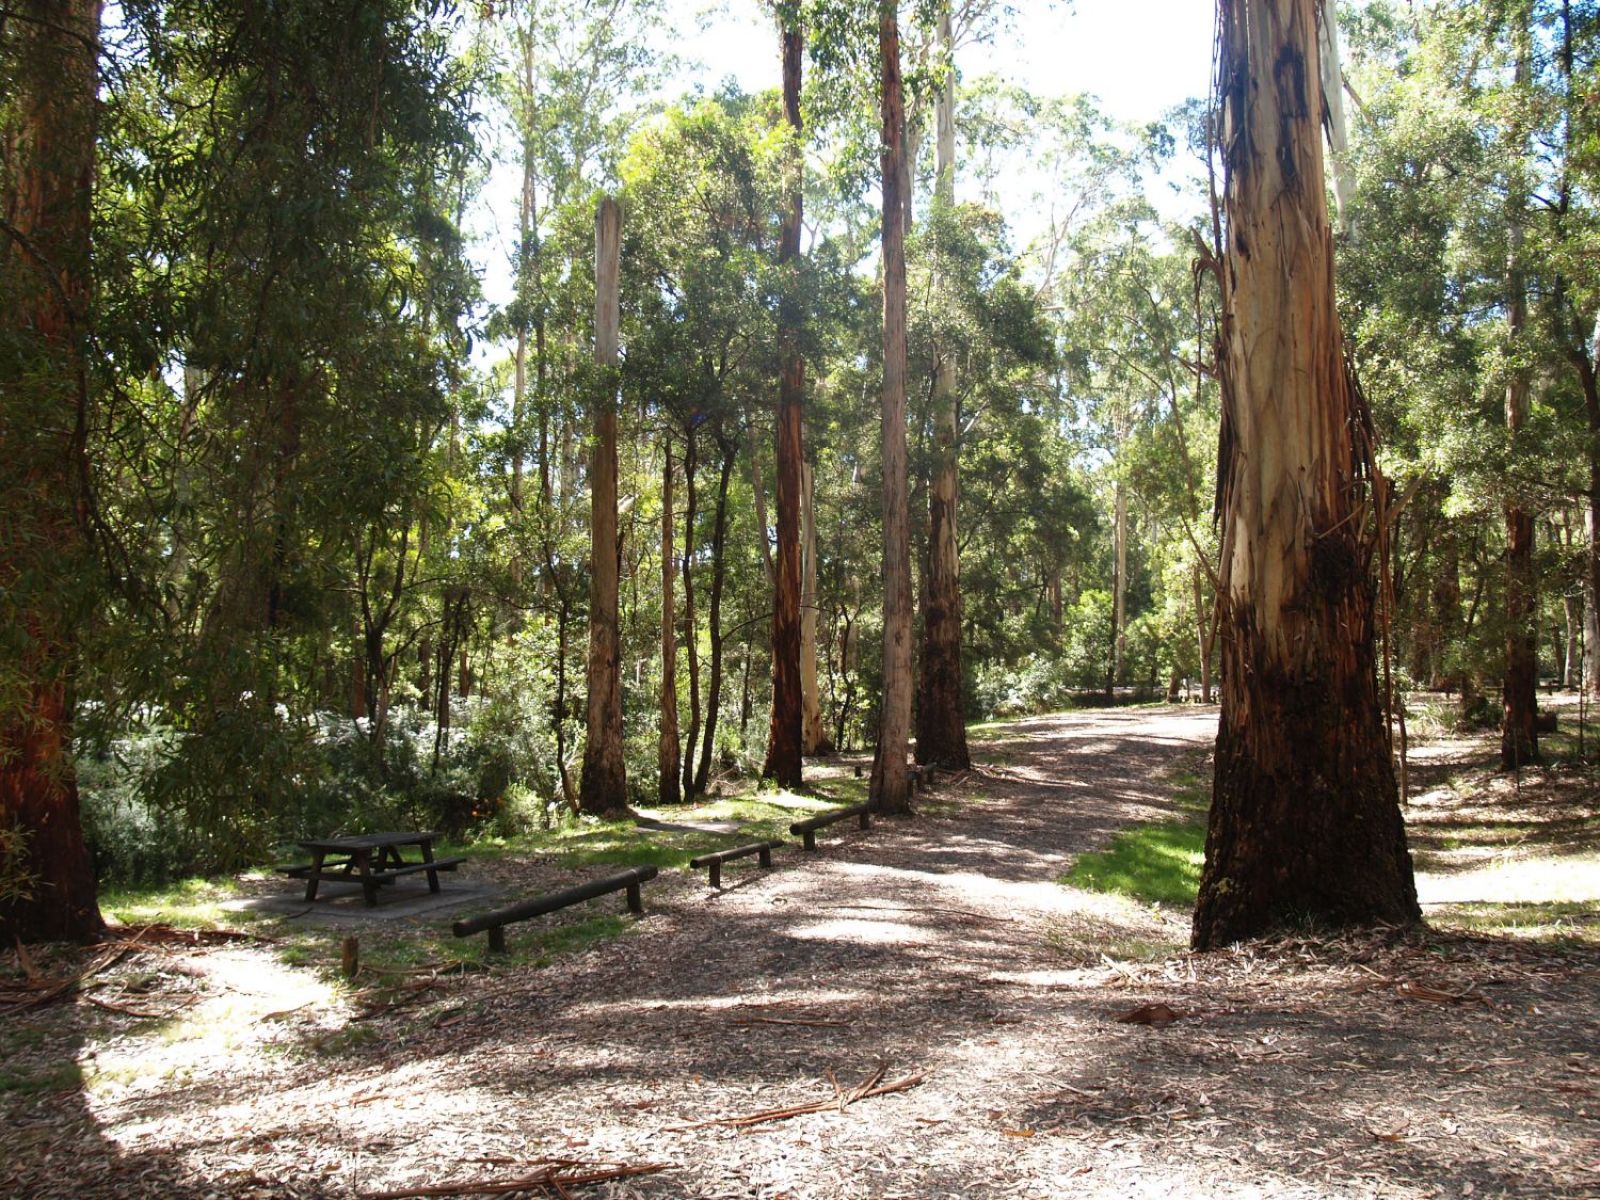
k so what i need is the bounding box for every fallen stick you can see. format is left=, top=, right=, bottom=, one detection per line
left=357, top=1160, right=670, bottom=1199
left=666, top=1066, right=924, bottom=1131
left=3, top=927, right=156, bottom=1015
left=727, top=1016, right=852, bottom=1028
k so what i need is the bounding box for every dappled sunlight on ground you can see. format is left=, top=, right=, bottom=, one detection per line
left=5, top=704, right=1597, bottom=1198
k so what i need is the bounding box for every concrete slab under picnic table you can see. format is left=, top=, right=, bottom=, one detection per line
left=226, top=880, right=502, bottom=922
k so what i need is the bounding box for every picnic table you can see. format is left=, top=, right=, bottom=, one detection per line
left=283, top=831, right=464, bottom=908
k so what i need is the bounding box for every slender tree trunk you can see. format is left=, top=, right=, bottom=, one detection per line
left=1111, top=479, right=1127, bottom=692
left=680, top=425, right=702, bottom=796
left=579, top=197, right=628, bottom=814
left=871, top=0, right=914, bottom=814
left=1192, top=0, right=1418, bottom=950
left=1501, top=18, right=1539, bottom=769
left=0, top=0, right=105, bottom=943
left=914, top=2, right=971, bottom=770
left=763, top=19, right=806, bottom=787
left=1429, top=521, right=1463, bottom=690
left=1583, top=315, right=1600, bottom=704
left=658, top=441, right=681, bottom=805
left=696, top=435, right=738, bottom=795
left=1191, top=564, right=1217, bottom=704
left=747, top=411, right=775, bottom=585
left=801, top=461, right=832, bottom=754
left=510, top=24, right=535, bottom=515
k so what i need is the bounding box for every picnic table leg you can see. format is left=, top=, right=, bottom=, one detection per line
left=356, top=849, right=380, bottom=907
left=420, top=839, right=442, bottom=893
left=304, top=851, right=326, bottom=902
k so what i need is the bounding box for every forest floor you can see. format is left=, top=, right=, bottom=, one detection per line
left=2, top=699, right=1598, bottom=1200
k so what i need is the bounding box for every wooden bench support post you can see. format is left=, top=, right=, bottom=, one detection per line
left=790, top=805, right=871, bottom=852
left=487, top=926, right=507, bottom=956
left=690, top=840, right=786, bottom=886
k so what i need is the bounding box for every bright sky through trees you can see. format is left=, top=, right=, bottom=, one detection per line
left=473, top=0, right=1215, bottom=309
left=679, top=0, right=1213, bottom=123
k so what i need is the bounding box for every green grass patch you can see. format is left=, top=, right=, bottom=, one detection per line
left=99, top=877, right=252, bottom=929
left=0, top=1064, right=82, bottom=1095
left=1060, top=757, right=1210, bottom=907
left=1428, top=900, right=1600, bottom=942
left=1061, top=820, right=1206, bottom=907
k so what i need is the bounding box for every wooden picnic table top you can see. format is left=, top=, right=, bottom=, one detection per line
left=297, top=831, right=441, bottom=854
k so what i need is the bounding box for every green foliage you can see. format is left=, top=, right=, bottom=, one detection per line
left=0, top=825, right=35, bottom=910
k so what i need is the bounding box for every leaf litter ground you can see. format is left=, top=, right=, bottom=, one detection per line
left=2, top=702, right=1597, bottom=1199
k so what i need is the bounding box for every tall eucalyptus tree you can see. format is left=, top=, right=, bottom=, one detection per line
left=1192, top=0, right=1418, bottom=949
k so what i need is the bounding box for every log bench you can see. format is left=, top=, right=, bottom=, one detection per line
left=789, top=804, right=871, bottom=852
left=452, top=865, right=658, bottom=954
left=689, top=840, right=784, bottom=888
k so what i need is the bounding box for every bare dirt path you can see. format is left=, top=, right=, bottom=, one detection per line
left=4, top=705, right=1597, bottom=1199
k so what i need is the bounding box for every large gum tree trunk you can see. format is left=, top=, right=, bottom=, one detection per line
left=914, top=0, right=971, bottom=770
left=579, top=197, right=628, bottom=814
left=1192, top=0, right=1419, bottom=950
left=0, top=0, right=106, bottom=944
left=870, top=0, right=914, bottom=814
left=763, top=20, right=805, bottom=788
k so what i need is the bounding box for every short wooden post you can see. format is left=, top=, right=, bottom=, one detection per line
left=341, top=936, right=359, bottom=979
left=801, top=829, right=817, bottom=851
left=708, top=862, right=722, bottom=889
left=487, top=926, right=508, bottom=955
left=626, top=881, right=643, bottom=915
left=758, top=845, right=772, bottom=868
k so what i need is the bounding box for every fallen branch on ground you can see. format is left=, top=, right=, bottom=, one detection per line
left=666, top=1064, right=924, bottom=1131
left=727, top=1016, right=851, bottom=1028
left=356, top=1159, right=670, bottom=1199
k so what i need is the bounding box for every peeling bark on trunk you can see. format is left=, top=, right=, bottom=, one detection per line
left=914, top=2, right=971, bottom=771
left=0, top=0, right=106, bottom=943
left=658, top=441, right=681, bottom=805
left=763, top=21, right=806, bottom=788
left=1193, top=0, right=1418, bottom=951
left=579, top=197, right=628, bottom=814
left=871, top=0, right=914, bottom=815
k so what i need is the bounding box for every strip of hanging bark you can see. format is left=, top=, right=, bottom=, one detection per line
left=357, top=1160, right=670, bottom=1199
left=665, top=1066, right=923, bottom=1131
